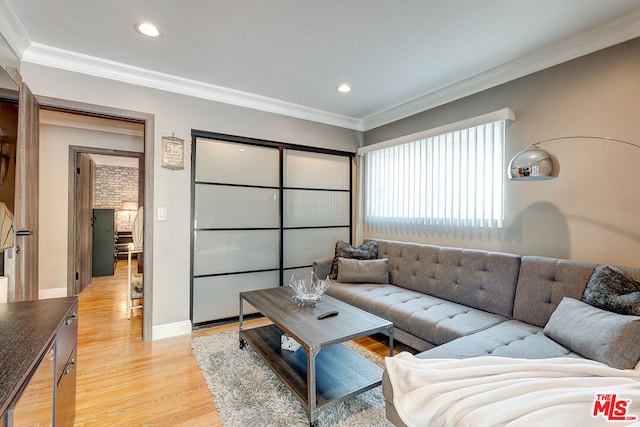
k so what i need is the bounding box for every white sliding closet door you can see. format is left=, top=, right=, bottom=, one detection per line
left=191, top=135, right=353, bottom=326
left=192, top=138, right=280, bottom=324
left=283, top=150, right=351, bottom=281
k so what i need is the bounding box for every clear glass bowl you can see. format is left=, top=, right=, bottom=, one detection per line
left=289, top=272, right=330, bottom=307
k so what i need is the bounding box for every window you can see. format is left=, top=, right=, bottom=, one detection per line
left=361, top=109, right=514, bottom=230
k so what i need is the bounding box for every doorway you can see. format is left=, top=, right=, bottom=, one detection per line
left=72, top=149, right=144, bottom=289
left=37, top=97, right=154, bottom=341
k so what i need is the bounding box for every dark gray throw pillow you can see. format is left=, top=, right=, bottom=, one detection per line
left=329, top=240, right=378, bottom=279
left=582, top=265, right=640, bottom=316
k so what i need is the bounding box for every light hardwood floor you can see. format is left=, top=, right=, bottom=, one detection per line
left=74, top=260, right=395, bottom=426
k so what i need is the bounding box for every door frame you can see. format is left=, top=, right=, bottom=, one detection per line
left=37, top=95, right=154, bottom=342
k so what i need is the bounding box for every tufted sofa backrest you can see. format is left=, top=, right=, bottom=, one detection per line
left=512, top=257, right=596, bottom=327
left=372, top=239, right=521, bottom=318
left=513, top=256, right=640, bottom=327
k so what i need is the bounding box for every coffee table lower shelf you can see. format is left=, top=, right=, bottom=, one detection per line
left=241, top=324, right=383, bottom=420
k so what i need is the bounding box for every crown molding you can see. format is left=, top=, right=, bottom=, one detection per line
left=0, top=0, right=30, bottom=58
left=363, top=10, right=640, bottom=131
left=22, top=42, right=364, bottom=131
left=7, top=4, right=639, bottom=133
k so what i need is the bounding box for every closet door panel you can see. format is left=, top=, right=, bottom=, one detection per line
left=282, top=148, right=351, bottom=273
left=283, top=189, right=349, bottom=228
left=192, top=271, right=279, bottom=323
left=284, top=267, right=316, bottom=283
left=283, top=227, right=349, bottom=269
left=194, top=185, right=279, bottom=229
left=195, top=139, right=279, bottom=186
left=193, top=229, right=279, bottom=276
left=284, top=150, right=350, bottom=190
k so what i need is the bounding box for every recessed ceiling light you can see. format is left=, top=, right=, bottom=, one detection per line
left=336, top=83, right=352, bottom=93
left=134, top=21, right=163, bottom=38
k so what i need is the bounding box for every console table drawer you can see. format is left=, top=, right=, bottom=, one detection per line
left=55, top=303, right=78, bottom=382
left=56, top=344, right=77, bottom=427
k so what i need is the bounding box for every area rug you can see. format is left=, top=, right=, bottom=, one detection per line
left=191, top=330, right=392, bottom=427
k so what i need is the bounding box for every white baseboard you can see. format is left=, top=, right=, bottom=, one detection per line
left=39, top=287, right=67, bottom=299
left=152, top=320, right=192, bottom=341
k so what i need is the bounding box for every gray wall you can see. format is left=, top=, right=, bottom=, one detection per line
left=363, top=37, right=640, bottom=268
left=21, top=62, right=360, bottom=336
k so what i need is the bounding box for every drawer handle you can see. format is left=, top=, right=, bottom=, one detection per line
left=65, top=312, right=78, bottom=325
left=64, top=359, right=76, bottom=375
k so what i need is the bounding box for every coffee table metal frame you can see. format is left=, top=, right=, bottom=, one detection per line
left=239, top=286, right=393, bottom=426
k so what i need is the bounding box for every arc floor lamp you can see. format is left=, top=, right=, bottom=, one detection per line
left=508, top=136, right=640, bottom=181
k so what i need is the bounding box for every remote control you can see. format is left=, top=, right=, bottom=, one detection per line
left=317, top=310, right=339, bottom=319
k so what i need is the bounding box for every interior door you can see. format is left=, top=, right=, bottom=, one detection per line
left=12, top=83, right=39, bottom=301
left=75, top=153, right=94, bottom=293
left=91, top=208, right=115, bottom=277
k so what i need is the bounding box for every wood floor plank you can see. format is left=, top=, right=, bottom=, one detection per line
left=73, top=260, right=396, bottom=426
left=74, top=260, right=221, bottom=426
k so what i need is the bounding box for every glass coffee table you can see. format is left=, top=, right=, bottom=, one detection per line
left=239, top=286, right=393, bottom=426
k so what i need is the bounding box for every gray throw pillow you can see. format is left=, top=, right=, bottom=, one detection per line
left=337, top=257, right=389, bottom=284
left=543, top=297, right=640, bottom=369
left=582, top=265, right=640, bottom=316
left=329, top=240, right=378, bottom=279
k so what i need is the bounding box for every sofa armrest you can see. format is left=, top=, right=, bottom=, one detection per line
left=313, top=257, right=333, bottom=279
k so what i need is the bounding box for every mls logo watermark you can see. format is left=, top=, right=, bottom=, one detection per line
left=592, top=393, right=637, bottom=422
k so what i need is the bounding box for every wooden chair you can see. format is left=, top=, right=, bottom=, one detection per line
left=127, top=245, right=143, bottom=319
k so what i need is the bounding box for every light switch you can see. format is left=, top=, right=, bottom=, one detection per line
left=158, top=207, right=168, bottom=221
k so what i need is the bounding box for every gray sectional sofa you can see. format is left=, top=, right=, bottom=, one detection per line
left=313, top=238, right=640, bottom=426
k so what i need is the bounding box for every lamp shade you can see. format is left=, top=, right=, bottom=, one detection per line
left=121, top=201, right=138, bottom=211
left=508, top=147, right=556, bottom=181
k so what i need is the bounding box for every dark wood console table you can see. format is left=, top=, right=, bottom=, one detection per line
left=0, top=297, right=78, bottom=426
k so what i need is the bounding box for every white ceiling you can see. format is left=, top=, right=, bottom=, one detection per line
left=3, top=1, right=640, bottom=130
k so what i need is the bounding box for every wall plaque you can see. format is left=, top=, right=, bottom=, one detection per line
left=161, top=134, right=184, bottom=170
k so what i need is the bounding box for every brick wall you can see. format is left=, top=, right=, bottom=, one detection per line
left=94, top=165, right=139, bottom=231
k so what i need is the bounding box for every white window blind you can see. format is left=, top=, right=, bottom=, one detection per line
left=363, top=115, right=511, bottom=230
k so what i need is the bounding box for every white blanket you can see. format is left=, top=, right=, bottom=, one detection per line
left=385, top=353, right=640, bottom=427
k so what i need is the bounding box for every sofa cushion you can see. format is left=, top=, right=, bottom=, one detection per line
left=324, top=281, right=390, bottom=307
left=582, top=264, right=640, bottom=316
left=329, top=240, right=377, bottom=279
left=415, top=319, right=579, bottom=360
left=326, top=282, right=507, bottom=347
left=337, top=257, right=389, bottom=284
left=381, top=320, right=582, bottom=423
left=543, top=297, right=640, bottom=370
left=373, top=239, right=521, bottom=318
left=512, top=256, right=595, bottom=327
